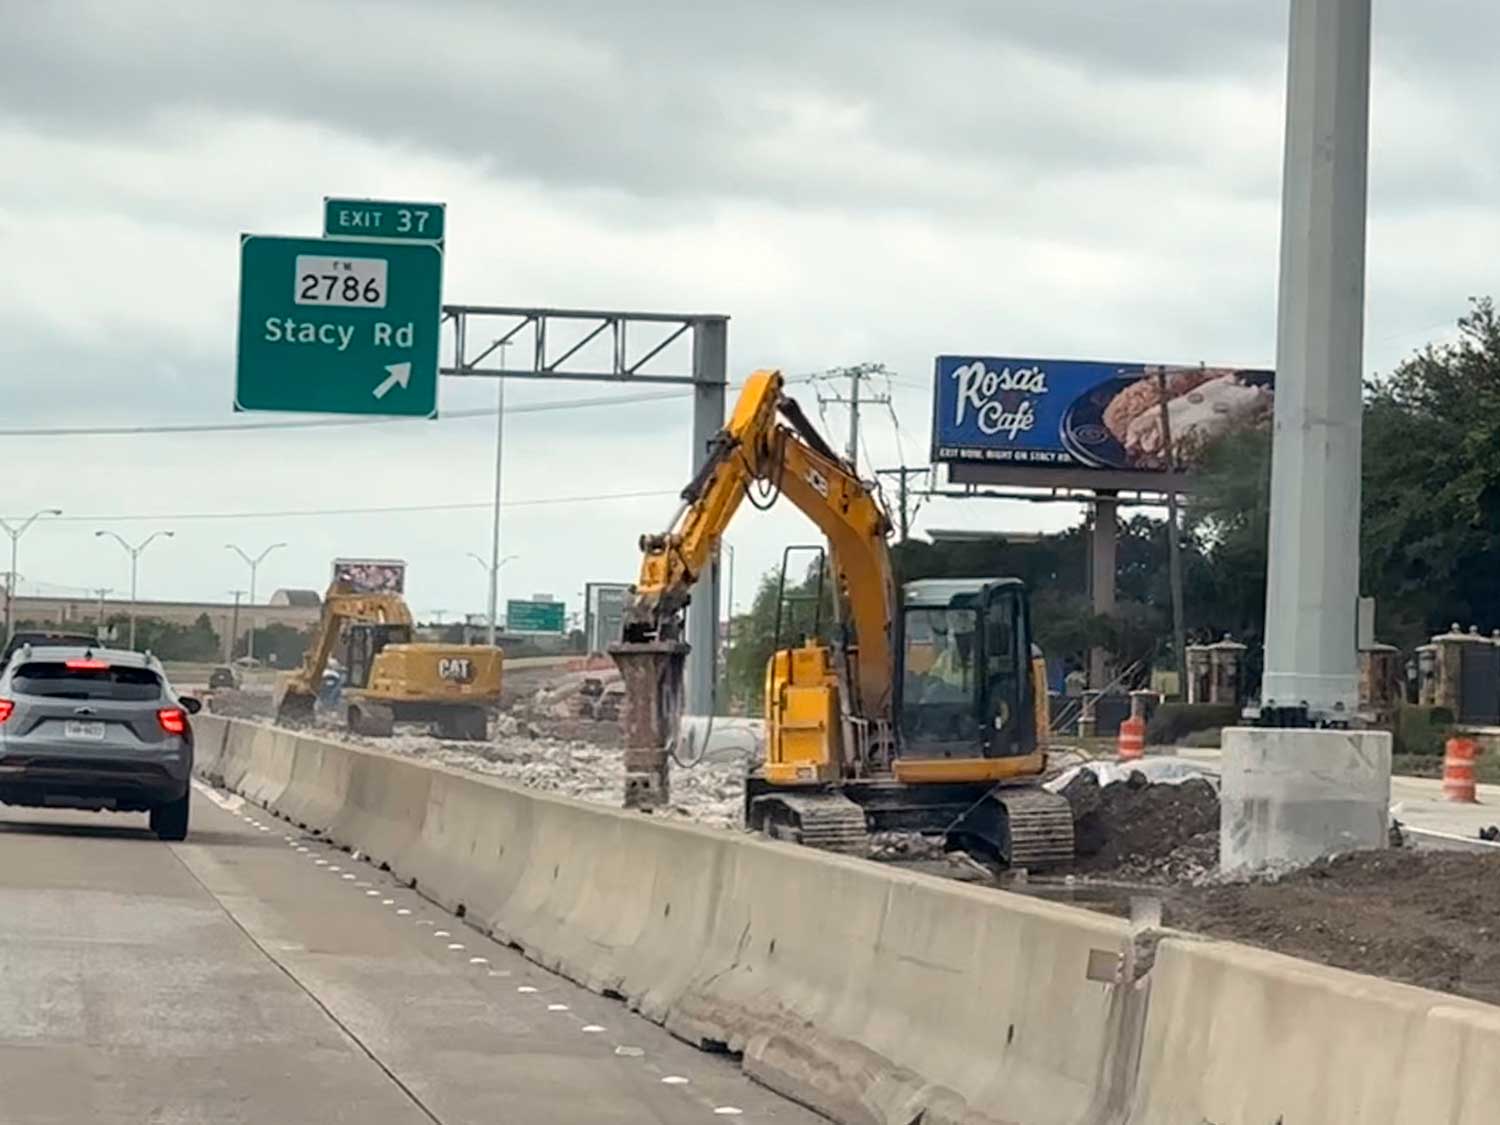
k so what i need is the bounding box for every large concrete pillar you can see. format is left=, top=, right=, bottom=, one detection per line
left=1225, top=0, right=1386, bottom=873
left=1088, top=492, right=1118, bottom=688
left=1259, top=0, right=1372, bottom=722
left=685, top=317, right=727, bottom=714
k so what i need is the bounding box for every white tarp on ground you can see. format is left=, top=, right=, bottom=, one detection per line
left=1045, top=756, right=1221, bottom=793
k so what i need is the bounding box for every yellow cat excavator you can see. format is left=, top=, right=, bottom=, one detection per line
left=274, top=578, right=503, bottom=740
left=614, top=369, right=1073, bottom=866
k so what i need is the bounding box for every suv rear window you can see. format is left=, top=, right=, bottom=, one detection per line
left=12, top=662, right=164, bottom=701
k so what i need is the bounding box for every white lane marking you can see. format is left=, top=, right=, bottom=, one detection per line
left=487, top=969, right=511, bottom=978
left=328, top=866, right=341, bottom=872
left=257, top=826, right=270, bottom=832
left=446, top=943, right=465, bottom=951
left=341, top=874, right=357, bottom=881
left=397, top=909, right=412, bottom=916
left=193, top=779, right=245, bottom=812
left=516, top=986, right=538, bottom=994
left=581, top=1025, right=605, bottom=1034
left=546, top=1004, right=569, bottom=1012
left=468, top=956, right=489, bottom=965
left=366, top=890, right=381, bottom=897
left=433, top=930, right=451, bottom=938
left=661, top=1076, right=689, bottom=1086
left=614, top=1046, right=644, bottom=1058
left=314, top=860, right=328, bottom=866
left=713, top=1108, right=744, bottom=1116
left=297, top=847, right=309, bottom=853
left=382, top=899, right=395, bottom=905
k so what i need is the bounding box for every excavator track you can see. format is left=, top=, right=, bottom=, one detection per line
left=995, top=788, right=1075, bottom=869
left=749, top=792, right=871, bottom=857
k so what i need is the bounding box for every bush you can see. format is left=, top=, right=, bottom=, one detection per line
left=1146, top=702, right=1240, bottom=746
left=1394, top=704, right=1455, bottom=757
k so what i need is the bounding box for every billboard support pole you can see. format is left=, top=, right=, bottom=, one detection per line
left=1088, top=493, right=1118, bottom=689
left=1155, top=369, right=1189, bottom=698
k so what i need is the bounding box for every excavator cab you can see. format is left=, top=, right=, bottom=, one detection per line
left=895, top=579, right=1035, bottom=762
left=344, top=622, right=414, bottom=690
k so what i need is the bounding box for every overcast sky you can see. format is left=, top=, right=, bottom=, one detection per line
left=1, top=0, right=1495, bottom=622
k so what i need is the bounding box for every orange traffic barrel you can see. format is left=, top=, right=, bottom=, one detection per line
left=1443, top=737, right=1480, bottom=803
left=1118, top=715, right=1146, bottom=762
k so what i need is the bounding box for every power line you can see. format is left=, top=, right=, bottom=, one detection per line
left=17, top=487, right=679, bottom=525
left=0, top=389, right=692, bottom=438
left=0, top=373, right=826, bottom=440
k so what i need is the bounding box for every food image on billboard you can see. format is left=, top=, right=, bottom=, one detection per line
left=931, top=356, right=1274, bottom=474
left=331, top=557, right=407, bottom=595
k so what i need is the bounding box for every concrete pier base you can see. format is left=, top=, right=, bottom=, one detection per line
left=609, top=640, right=689, bottom=810
left=1220, top=726, right=1391, bottom=873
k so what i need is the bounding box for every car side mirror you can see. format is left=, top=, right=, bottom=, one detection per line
left=178, top=695, right=203, bottom=715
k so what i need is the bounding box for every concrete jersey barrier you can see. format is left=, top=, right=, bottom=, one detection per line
left=192, top=716, right=1500, bottom=1125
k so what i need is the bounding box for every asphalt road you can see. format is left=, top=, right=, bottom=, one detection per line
left=0, top=785, right=823, bottom=1124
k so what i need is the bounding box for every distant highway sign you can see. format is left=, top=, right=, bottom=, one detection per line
left=323, top=197, right=445, bottom=244
left=235, top=234, right=441, bottom=417
left=507, top=599, right=565, bottom=634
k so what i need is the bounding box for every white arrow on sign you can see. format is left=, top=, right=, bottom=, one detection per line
left=373, top=362, right=411, bottom=400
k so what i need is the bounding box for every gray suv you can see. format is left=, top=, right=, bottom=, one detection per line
left=0, top=646, right=201, bottom=839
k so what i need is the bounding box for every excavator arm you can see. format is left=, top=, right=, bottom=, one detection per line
left=622, top=369, right=896, bottom=721
left=274, top=587, right=414, bottom=723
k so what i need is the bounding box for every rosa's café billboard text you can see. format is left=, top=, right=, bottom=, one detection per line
left=931, top=356, right=1274, bottom=478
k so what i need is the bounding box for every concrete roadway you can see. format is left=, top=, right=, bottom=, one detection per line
left=0, top=784, right=823, bottom=1124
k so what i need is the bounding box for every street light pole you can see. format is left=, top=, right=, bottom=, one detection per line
left=92, top=587, right=112, bottom=644
left=486, top=344, right=510, bottom=649
left=469, top=551, right=518, bottom=642
left=226, top=543, right=286, bottom=663
left=0, top=508, right=62, bottom=642
left=95, top=530, right=174, bottom=650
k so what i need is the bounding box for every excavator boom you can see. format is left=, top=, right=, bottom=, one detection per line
left=623, top=369, right=895, bottom=720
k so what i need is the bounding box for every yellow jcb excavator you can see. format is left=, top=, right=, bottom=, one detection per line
left=614, top=369, right=1073, bottom=866
left=274, top=578, right=503, bottom=740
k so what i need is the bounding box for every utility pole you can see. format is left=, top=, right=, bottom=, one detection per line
left=92, top=587, right=112, bottom=644
left=0, top=508, right=62, bottom=642
left=226, top=542, right=286, bottom=662
left=227, top=590, right=245, bottom=662
left=1154, top=369, right=1189, bottom=698
left=95, top=530, right=174, bottom=651
left=876, top=466, right=929, bottom=542
left=818, top=364, right=891, bottom=470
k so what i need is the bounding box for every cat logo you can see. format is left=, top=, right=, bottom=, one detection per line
left=437, top=657, right=474, bottom=683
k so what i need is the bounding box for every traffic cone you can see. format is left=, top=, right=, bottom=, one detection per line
left=1443, top=737, right=1479, bottom=803
left=1118, top=715, right=1146, bottom=762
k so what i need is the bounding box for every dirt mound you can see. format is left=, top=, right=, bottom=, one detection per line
left=1070, top=772, right=1220, bottom=874
left=1161, top=850, right=1500, bottom=1006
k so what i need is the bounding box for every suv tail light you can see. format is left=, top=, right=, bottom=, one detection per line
left=158, top=708, right=187, bottom=735
left=0, top=700, right=12, bottom=724
left=65, top=658, right=109, bottom=670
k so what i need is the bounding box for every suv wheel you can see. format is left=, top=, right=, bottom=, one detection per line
left=150, top=792, right=190, bottom=841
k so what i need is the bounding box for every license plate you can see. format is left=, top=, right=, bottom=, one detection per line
left=64, top=721, right=106, bottom=741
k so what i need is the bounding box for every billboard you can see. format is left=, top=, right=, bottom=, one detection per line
left=931, top=357, right=1273, bottom=477
left=506, top=598, right=565, bottom=634
left=584, top=583, right=631, bottom=653
left=332, top=557, right=406, bottom=594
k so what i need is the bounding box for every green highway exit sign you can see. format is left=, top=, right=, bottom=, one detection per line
left=235, top=234, right=442, bottom=417
left=324, top=197, right=445, bottom=243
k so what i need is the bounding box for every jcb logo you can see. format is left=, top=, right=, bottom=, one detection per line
left=438, top=657, right=474, bottom=682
